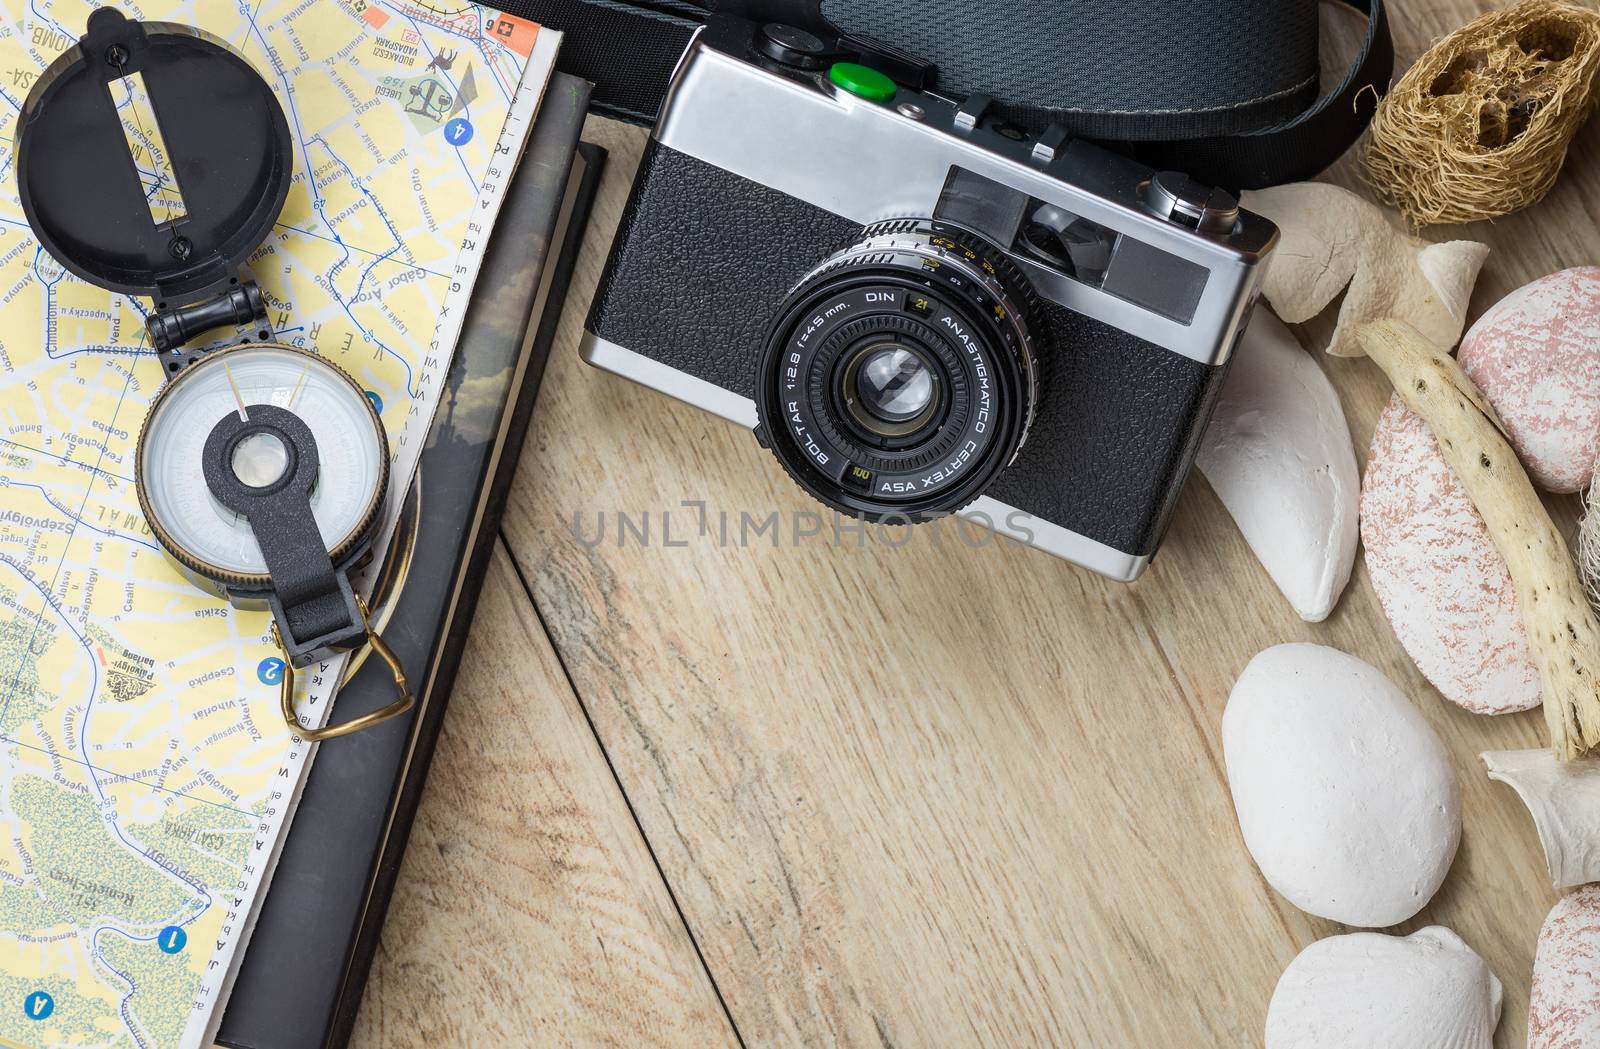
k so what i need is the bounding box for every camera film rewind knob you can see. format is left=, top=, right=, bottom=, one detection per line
left=757, top=23, right=830, bottom=69
left=1142, top=171, right=1239, bottom=235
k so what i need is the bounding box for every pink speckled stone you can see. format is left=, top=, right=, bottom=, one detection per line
left=1459, top=267, right=1600, bottom=493
left=1360, top=396, right=1541, bottom=715
left=1530, top=885, right=1600, bottom=1049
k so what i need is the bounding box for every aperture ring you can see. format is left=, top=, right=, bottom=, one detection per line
left=799, top=221, right=1041, bottom=446
left=756, top=219, right=1044, bottom=522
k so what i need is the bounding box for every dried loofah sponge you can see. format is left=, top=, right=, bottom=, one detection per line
left=1364, top=0, right=1600, bottom=226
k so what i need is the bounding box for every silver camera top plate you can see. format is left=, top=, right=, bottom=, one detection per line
left=653, top=26, right=1278, bottom=367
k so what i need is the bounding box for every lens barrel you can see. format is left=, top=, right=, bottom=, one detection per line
left=755, top=219, right=1042, bottom=522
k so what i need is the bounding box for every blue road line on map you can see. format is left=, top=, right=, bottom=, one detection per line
left=27, top=0, right=68, bottom=44
left=306, top=135, right=431, bottom=351
left=274, top=223, right=448, bottom=279
left=5, top=481, right=161, bottom=552
left=236, top=0, right=268, bottom=50
left=33, top=245, right=62, bottom=359
left=26, top=247, right=153, bottom=359
left=19, top=248, right=148, bottom=363
left=245, top=10, right=421, bottom=397
left=0, top=550, right=219, bottom=994
left=90, top=948, right=150, bottom=1049
left=378, top=0, right=515, bottom=105
left=0, top=363, right=134, bottom=725
left=0, top=734, right=257, bottom=819
left=0, top=437, right=136, bottom=484
left=396, top=29, right=483, bottom=191
left=309, top=135, right=409, bottom=250
left=349, top=245, right=398, bottom=305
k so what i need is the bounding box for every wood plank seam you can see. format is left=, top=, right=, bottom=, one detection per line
left=497, top=534, right=753, bottom=1049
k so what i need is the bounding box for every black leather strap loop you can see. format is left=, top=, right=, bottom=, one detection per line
left=494, top=0, right=1390, bottom=188
left=1115, top=0, right=1392, bottom=188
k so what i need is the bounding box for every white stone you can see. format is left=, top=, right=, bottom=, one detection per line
left=1266, top=927, right=1502, bottom=1049
left=1530, top=885, right=1600, bottom=1049
left=1459, top=267, right=1600, bottom=494
left=1223, top=643, right=1461, bottom=926
left=1197, top=311, right=1359, bottom=622
left=1361, top=396, right=1541, bottom=715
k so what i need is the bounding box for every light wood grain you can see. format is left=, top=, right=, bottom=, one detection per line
left=350, top=544, right=737, bottom=1048
left=486, top=5, right=1600, bottom=1045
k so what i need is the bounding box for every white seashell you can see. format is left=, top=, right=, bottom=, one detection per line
left=1197, top=311, right=1359, bottom=622
left=1458, top=267, right=1600, bottom=494
left=1239, top=181, right=1489, bottom=358
left=1266, top=927, right=1502, bottom=1049
left=1529, top=885, right=1600, bottom=1049
left=1361, top=395, right=1541, bottom=715
left=1482, top=749, right=1600, bottom=889
left=1224, top=643, right=1461, bottom=927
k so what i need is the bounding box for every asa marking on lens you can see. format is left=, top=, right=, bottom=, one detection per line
left=755, top=219, right=1042, bottom=521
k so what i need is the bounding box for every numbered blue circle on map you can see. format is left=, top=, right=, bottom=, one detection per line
left=256, top=657, right=285, bottom=686
left=23, top=990, right=53, bottom=1021
left=443, top=117, right=474, bottom=147
left=364, top=390, right=383, bottom=415
left=157, top=926, right=187, bottom=954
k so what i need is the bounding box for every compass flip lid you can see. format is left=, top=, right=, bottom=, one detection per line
left=15, top=7, right=291, bottom=303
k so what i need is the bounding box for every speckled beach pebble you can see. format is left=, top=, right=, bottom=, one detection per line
left=1360, top=396, right=1540, bottom=715
left=1459, top=267, right=1600, bottom=493
left=1530, top=885, right=1600, bottom=1049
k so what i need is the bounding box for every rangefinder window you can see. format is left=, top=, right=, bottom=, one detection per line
left=1018, top=202, right=1117, bottom=285
left=1019, top=200, right=1208, bottom=324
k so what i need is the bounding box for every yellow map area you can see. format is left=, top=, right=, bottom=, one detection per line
left=0, top=1, right=553, bottom=1046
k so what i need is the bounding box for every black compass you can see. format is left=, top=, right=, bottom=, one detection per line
left=15, top=7, right=411, bottom=741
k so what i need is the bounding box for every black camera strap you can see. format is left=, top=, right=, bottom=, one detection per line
left=493, top=0, right=1390, bottom=188
left=1113, top=0, right=1392, bottom=188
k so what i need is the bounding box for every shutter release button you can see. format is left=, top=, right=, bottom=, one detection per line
left=829, top=62, right=896, bottom=103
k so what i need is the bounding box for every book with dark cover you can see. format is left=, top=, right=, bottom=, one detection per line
left=215, top=75, right=602, bottom=1049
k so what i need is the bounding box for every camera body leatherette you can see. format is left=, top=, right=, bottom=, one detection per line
left=587, top=140, right=1231, bottom=560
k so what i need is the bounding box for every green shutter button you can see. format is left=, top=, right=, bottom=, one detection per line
left=829, top=63, right=896, bottom=103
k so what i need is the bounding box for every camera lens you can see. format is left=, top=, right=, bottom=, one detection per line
left=755, top=219, right=1041, bottom=522
left=843, top=342, right=939, bottom=437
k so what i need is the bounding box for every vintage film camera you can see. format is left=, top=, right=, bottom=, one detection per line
left=581, top=17, right=1279, bottom=580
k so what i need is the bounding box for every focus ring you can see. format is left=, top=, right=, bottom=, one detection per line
left=755, top=219, right=1043, bottom=522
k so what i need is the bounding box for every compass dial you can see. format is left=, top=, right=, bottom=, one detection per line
left=137, top=344, right=388, bottom=583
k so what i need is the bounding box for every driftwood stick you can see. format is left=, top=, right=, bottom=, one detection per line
left=1355, top=318, right=1600, bottom=760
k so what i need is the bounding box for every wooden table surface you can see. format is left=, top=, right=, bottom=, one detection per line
left=347, top=3, right=1599, bottom=1045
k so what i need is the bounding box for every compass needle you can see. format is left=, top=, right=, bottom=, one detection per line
left=288, top=363, right=310, bottom=410
left=223, top=361, right=250, bottom=421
